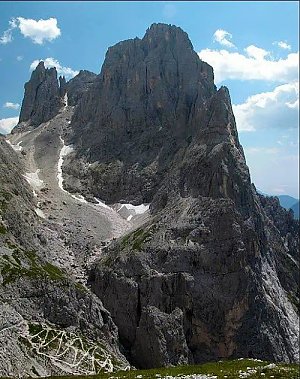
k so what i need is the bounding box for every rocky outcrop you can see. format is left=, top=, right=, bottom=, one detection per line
left=257, top=193, right=299, bottom=308
left=0, top=137, right=37, bottom=249
left=132, top=306, right=189, bottom=368
left=17, top=64, right=97, bottom=130
left=59, top=75, right=67, bottom=98
left=65, top=23, right=216, bottom=204
left=90, top=193, right=299, bottom=366
left=66, top=70, right=97, bottom=106
left=85, top=24, right=299, bottom=367
left=18, top=62, right=63, bottom=127
left=290, top=201, right=299, bottom=219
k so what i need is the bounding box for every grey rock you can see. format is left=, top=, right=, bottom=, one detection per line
left=0, top=136, right=129, bottom=376
left=59, top=75, right=67, bottom=98
left=66, top=70, right=97, bottom=106
left=17, top=64, right=97, bottom=131
left=65, top=23, right=216, bottom=203
left=84, top=24, right=299, bottom=366
left=18, top=62, right=63, bottom=127
left=89, top=267, right=140, bottom=348
left=132, top=306, right=189, bottom=368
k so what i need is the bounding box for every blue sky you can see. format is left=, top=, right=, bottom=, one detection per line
left=0, top=1, right=299, bottom=197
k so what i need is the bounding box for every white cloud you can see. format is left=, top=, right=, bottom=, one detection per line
left=0, top=17, right=61, bottom=45
left=3, top=102, right=20, bottom=110
left=17, top=55, right=23, bottom=61
left=0, top=19, right=16, bottom=44
left=0, top=29, right=13, bottom=44
left=9, top=18, right=18, bottom=28
left=30, top=58, right=79, bottom=79
left=213, top=29, right=235, bottom=48
left=233, top=82, right=299, bottom=132
left=198, top=48, right=299, bottom=84
left=244, top=45, right=269, bottom=60
left=0, top=117, right=19, bottom=135
left=17, top=17, right=61, bottom=44
left=273, top=41, right=291, bottom=50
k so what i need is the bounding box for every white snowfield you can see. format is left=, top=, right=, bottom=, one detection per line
left=23, top=170, right=44, bottom=189
left=6, top=140, right=23, bottom=152
left=57, top=137, right=74, bottom=192
left=64, top=92, right=68, bottom=107
left=119, top=203, right=150, bottom=214
left=71, top=194, right=87, bottom=203
left=117, top=203, right=150, bottom=220
left=35, top=208, right=46, bottom=219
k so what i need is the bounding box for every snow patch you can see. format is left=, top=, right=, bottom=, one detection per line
left=6, top=139, right=23, bottom=151
left=57, top=136, right=73, bottom=192
left=117, top=203, right=149, bottom=221
left=23, top=170, right=44, bottom=189
left=63, top=92, right=68, bottom=107
left=71, top=194, right=87, bottom=203
left=35, top=208, right=46, bottom=219
left=118, top=203, right=149, bottom=215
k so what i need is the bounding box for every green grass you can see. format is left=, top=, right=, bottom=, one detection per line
left=120, top=226, right=154, bottom=251
left=102, top=226, right=155, bottom=266
left=0, top=247, right=66, bottom=285
left=0, top=223, right=6, bottom=234
left=42, top=262, right=66, bottom=280
left=17, top=359, right=299, bottom=379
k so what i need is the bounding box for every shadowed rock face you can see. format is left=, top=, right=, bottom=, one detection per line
left=18, top=62, right=97, bottom=129
left=81, top=24, right=299, bottom=367
left=66, top=70, right=97, bottom=106
left=65, top=23, right=217, bottom=204
left=19, top=62, right=63, bottom=127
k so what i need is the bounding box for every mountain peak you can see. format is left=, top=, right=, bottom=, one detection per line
left=144, top=23, right=194, bottom=50
left=31, top=61, right=58, bottom=79
left=17, top=62, right=99, bottom=129
left=18, top=62, right=61, bottom=127
left=35, top=60, right=45, bottom=71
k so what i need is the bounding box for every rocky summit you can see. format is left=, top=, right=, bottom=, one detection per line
left=0, top=23, right=299, bottom=377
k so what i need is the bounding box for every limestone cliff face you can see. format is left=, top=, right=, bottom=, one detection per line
left=17, top=63, right=97, bottom=129
left=77, top=24, right=299, bottom=367
left=66, top=23, right=216, bottom=204
left=66, top=70, right=97, bottom=106
left=18, top=62, right=63, bottom=127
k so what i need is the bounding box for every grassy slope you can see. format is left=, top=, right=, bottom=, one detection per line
left=2, top=359, right=296, bottom=379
